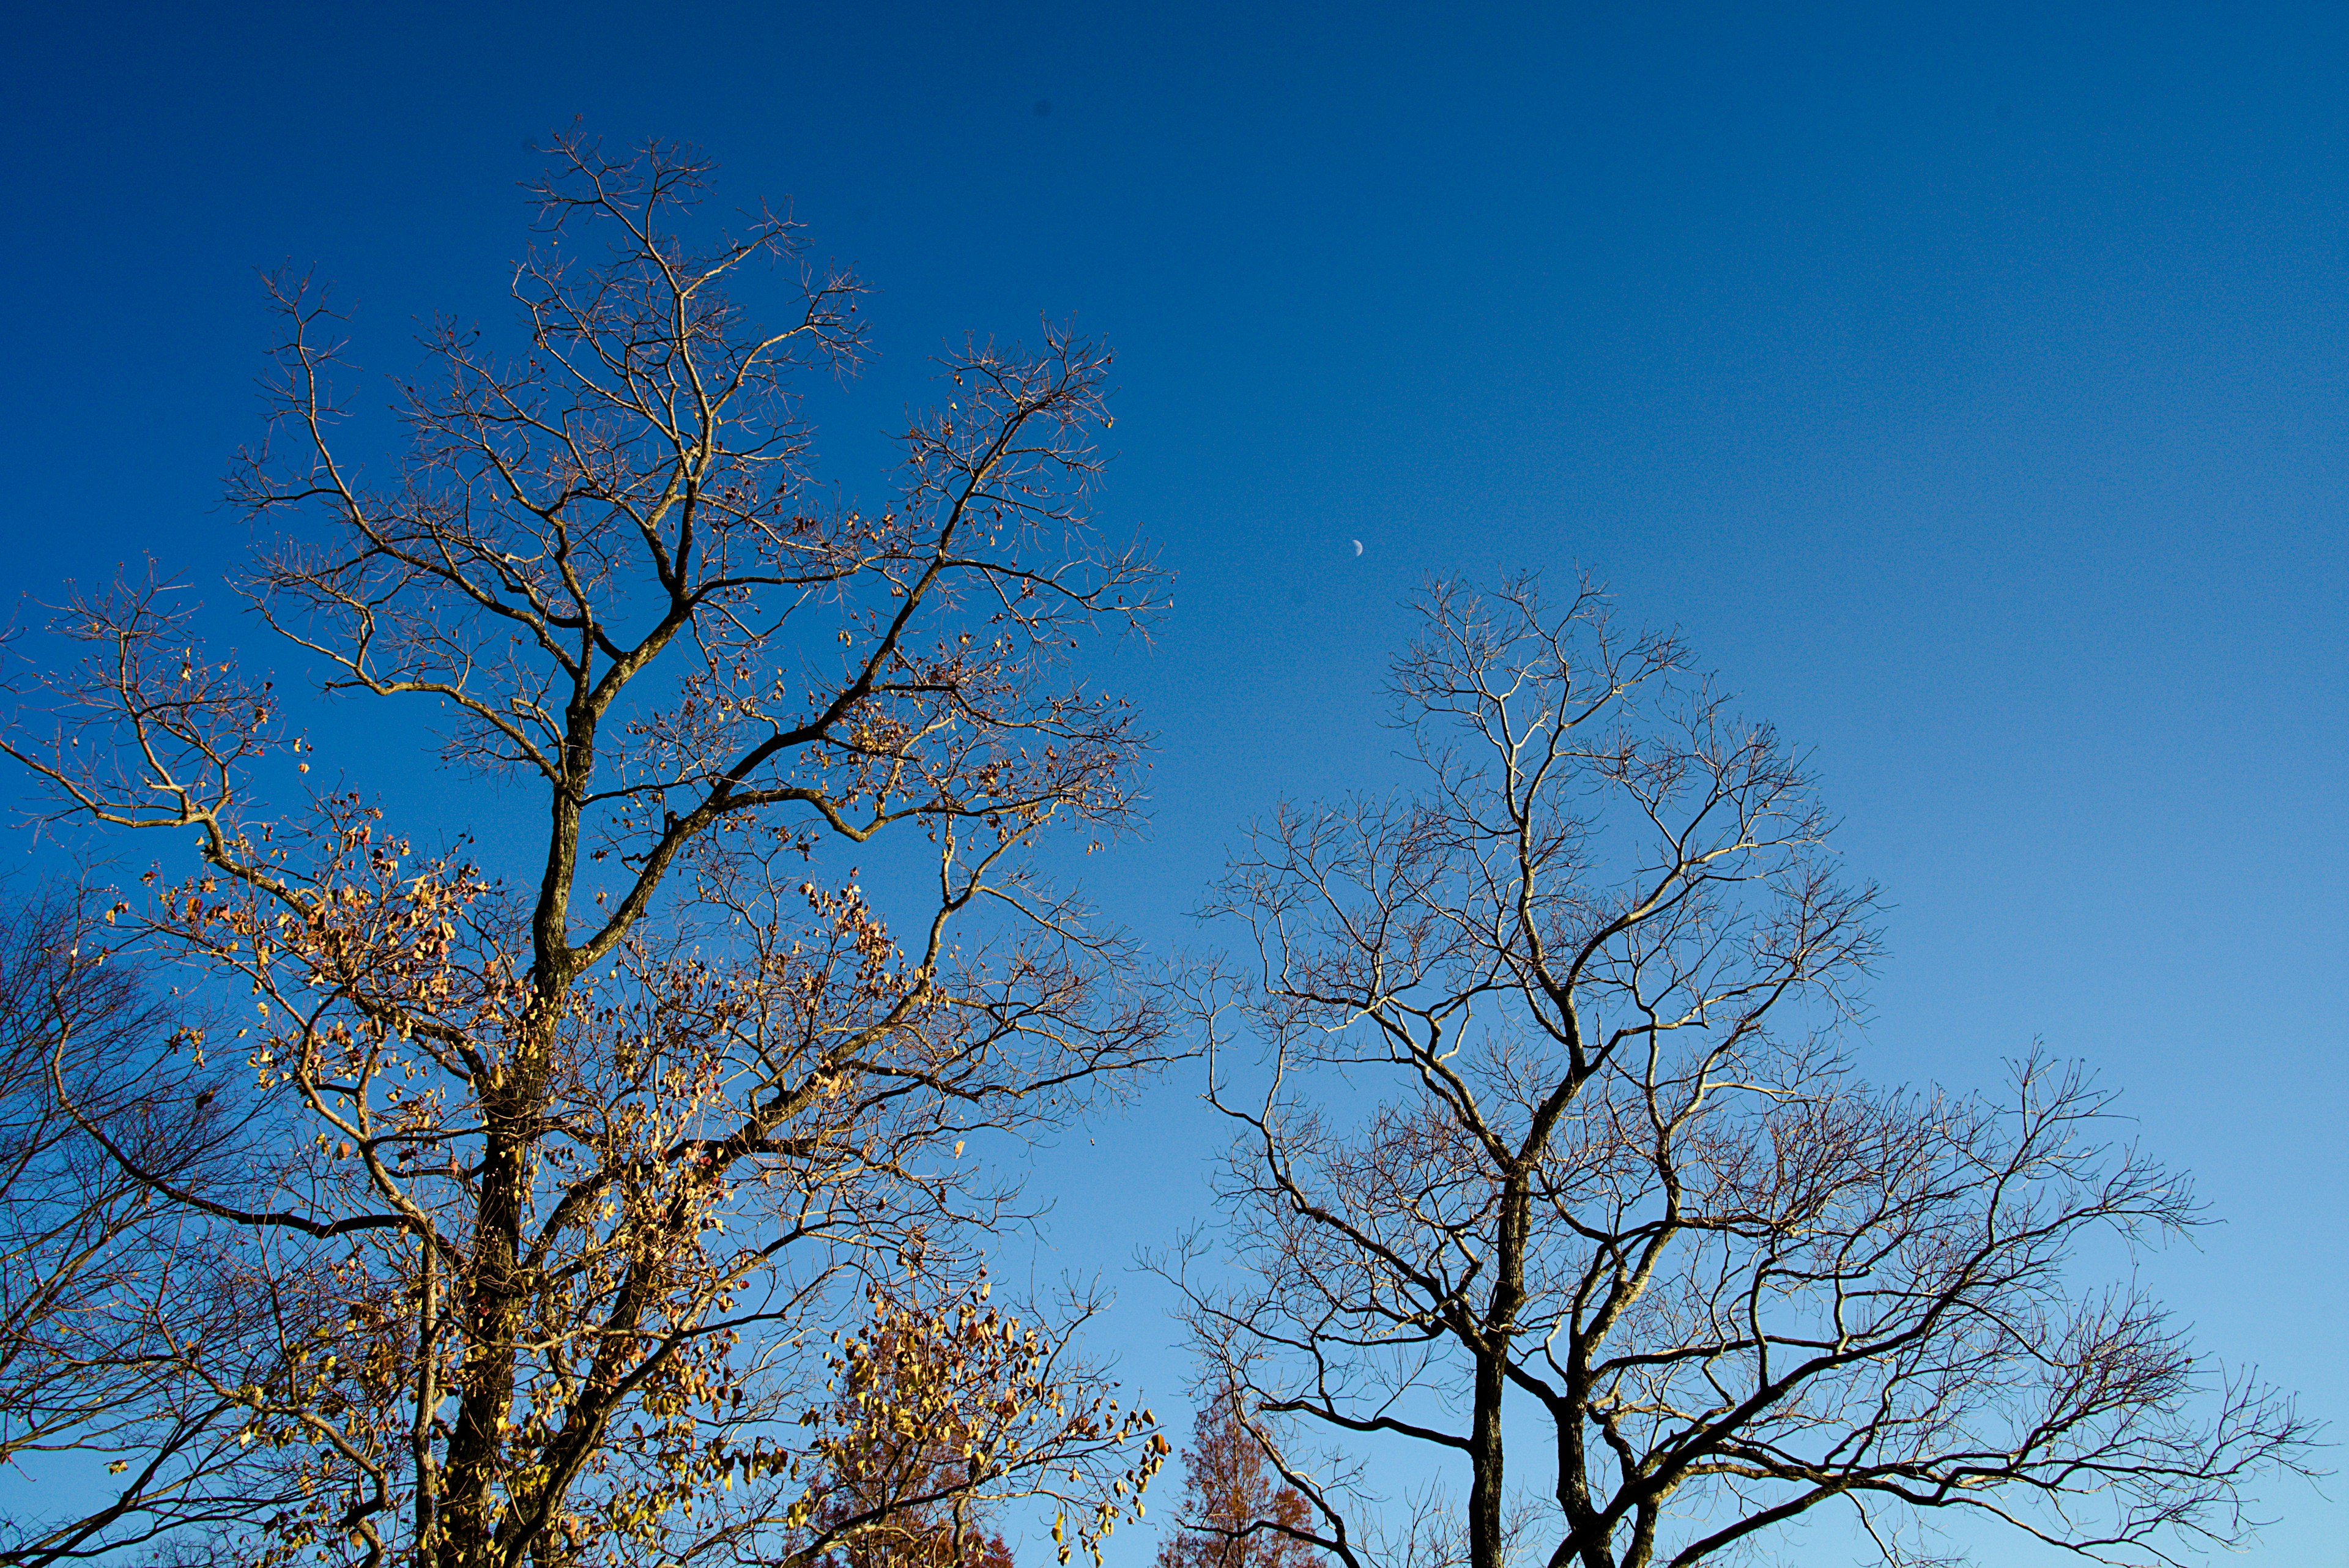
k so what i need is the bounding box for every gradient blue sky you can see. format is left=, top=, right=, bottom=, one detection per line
left=4, top=2, right=2345, bottom=1561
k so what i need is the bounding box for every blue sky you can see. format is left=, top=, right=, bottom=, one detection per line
left=4, top=2, right=2345, bottom=1560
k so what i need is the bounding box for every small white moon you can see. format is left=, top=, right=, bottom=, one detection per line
left=1352, top=539, right=1363, bottom=555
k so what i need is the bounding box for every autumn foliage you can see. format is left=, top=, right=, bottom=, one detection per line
left=1, top=129, right=1168, bottom=1568
left=809, top=1276, right=1166, bottom=1568
left=1153, top=1387, right=1319, bottom=1568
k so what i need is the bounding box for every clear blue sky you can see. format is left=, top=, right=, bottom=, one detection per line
left=4, top=2, right=2344, bottom=1560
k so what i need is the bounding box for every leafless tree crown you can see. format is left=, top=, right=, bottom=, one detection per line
left=1168, top=576, right=2311, bottom=1568
left=0, top=889, right=313, bottom=1566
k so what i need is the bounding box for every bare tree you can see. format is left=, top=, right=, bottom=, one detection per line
left=1167, top=577, right=2312, bottom=1568
left=0, top=887, right=306, bottom=1566
left=4, top=130, right=1168, bottom=1568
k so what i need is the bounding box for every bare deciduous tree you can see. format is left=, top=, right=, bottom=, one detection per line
left=4, top=130, right=1168, bottom=1568
left=0, top=888, right=304, bottom=1566
left=1168, top=577, right=2311, bottom=1568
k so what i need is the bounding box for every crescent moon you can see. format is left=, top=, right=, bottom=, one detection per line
left=1352, top=539, right=1363, bottom=555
